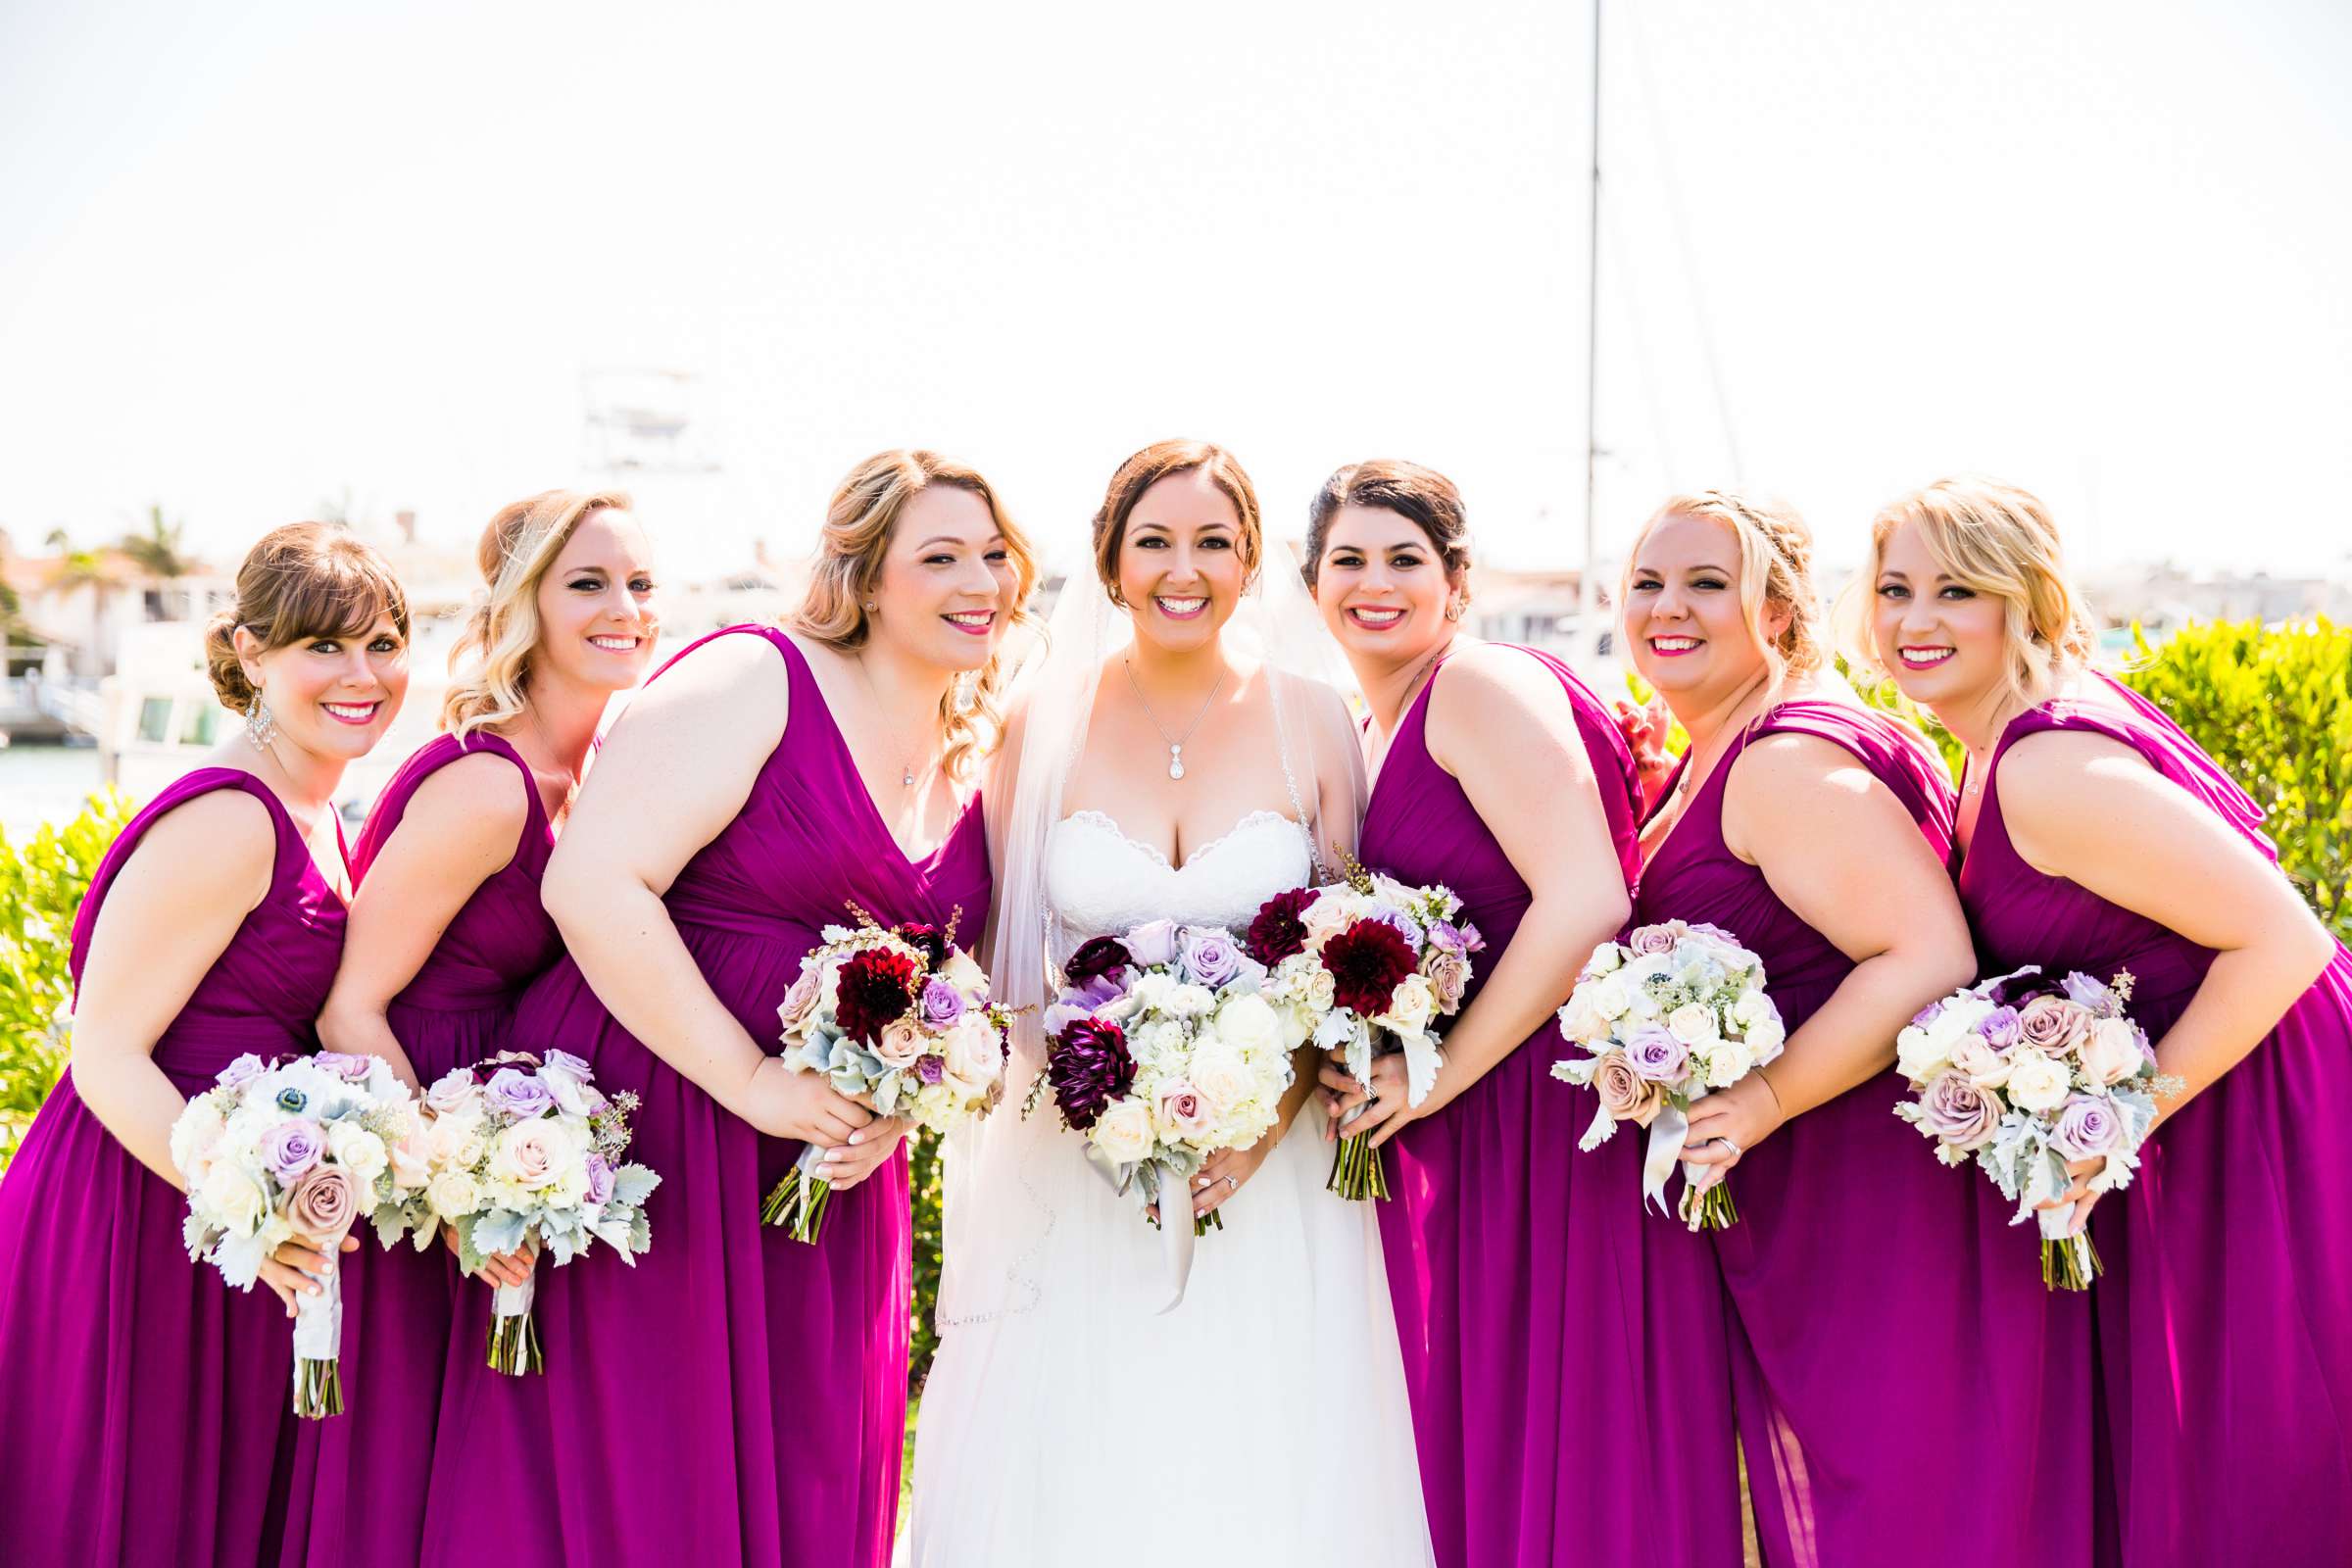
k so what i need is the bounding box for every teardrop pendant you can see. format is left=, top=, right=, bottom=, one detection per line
left=902, top=767, right=915, bottom=788
left=1168, top=744, right=1186, bottom=782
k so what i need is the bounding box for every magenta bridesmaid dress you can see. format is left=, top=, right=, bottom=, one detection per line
left=419, top=626, right=988, bottom=1568
left=280, top=731, right=560, bottom=1568
left=0, top=768, right=348, bottom=1565
left=1359, top=646, right=1742, bottom=1568
left=1961, top=674, right=2352, bottom=1566
left=1635, top=699, right=2090, bottom=1568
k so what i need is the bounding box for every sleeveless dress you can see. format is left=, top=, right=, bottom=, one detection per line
left=281, top=731, right=560, bottom=1568
left=419, top=626, right=985, bottom=1568
left=912, top=793, right=1433, bottom=1564
left=1961, top=675, right=2352, bottom=1567
left=1359, top=646, right=1743, bottom=1568
left=0, top=767, right=347, bottom=1566
left=1636, top=699, right=2090, bottom=1568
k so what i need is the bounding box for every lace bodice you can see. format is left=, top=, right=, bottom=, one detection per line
left=1045, top=808, right=1311, bottom=956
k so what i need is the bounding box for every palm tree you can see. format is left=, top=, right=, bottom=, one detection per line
left=117, top=504, right=189, bottom=579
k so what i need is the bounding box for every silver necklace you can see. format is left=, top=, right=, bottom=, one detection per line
left=1123, top=656, right=1226, bottom=781
left=854, top=653, right=924, bottom=790
left=522, top=707, right=581, bottom=812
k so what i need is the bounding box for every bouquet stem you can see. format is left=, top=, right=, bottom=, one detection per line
left=488, top=1276, right=543, bottom=1376
left=1679, top=1178, right=1739, bottom=1232
left=290, top=1252, right=345, bottom=1419
left=2041, top=1232, right=2102, bottom=1292
left=1326, top=1131, right=1392, bottom=1201
left=761, top=1148, right=832, bottom=1244
left=1195, top=1209, right=1223, bottom=1239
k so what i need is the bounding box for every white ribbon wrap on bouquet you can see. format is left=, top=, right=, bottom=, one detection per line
left=1086, top=1146, right=1194, bottom=1315
left=2034, top=1200, right=2080, bottom=1243
left=494, top=1271, right=536, bottom=1325
left=1642, top=1103, right=1690, bottom=1216
left=291, top=1255, right=342, bottom=1362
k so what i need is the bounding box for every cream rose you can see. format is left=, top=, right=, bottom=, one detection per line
left=1666, top=1003, right=1718, bottom=1048
left=426, top=1168, right=484, bottom=1220
left=873, top=1018, right=927, bottom=1069
left=1091, top=1100, right=1157, bottom=1165
left=1189, top=1047, right=1255, bottom=1116
left=326, top=1121, right=389, bottom=1189
left=1585, top=941, right=1625, bottom=976
left=1213, top=993, right=1281, bottom=1055
left=1557, top=992, right=1609, bottom=1045
left=2079, top=1017, right=2147, bottom=1087
left=1380, top=975, right=1439, bottom=1037
left=197, top=1158, right=270, bottom=1238
left=2005, top=1049, right=2071, bottom=1113
left=170, top=1096, right=229, bottom=1182
left=943, top=1015, right=1004, bottom=1091
left=490, top=1118, right=579, bottom=1192
left=1950, top=1036, right=2015, bottom=1089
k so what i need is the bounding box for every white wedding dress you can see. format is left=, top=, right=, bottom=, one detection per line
left=909, top=804, right=1434, bottom=1566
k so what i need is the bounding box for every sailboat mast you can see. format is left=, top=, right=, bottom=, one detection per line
left=1578, top=0, right=1603, bottom=664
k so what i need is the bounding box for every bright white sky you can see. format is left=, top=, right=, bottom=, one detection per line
left=3, top=0, right=2347, bottom=583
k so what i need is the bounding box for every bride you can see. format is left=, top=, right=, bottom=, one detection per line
left=911, top=442, right=1433, bottom=1566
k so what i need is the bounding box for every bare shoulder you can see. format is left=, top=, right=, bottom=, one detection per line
left=120, top=785, right=276, bottom=906
left=399, top=750, right=531, bottom=856
left=1427, top=643, right=1566, bottom=733
left=1992, top=727, right=2158, bottom=841
left=1729, top=729, right=1881, bottom=807
left=1995, top=726, right=2152, bottom=792
left=616, top=628, right=789, bottom=739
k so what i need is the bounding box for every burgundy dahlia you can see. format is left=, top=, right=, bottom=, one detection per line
left=1047, top=1017, right=1135, bottom=1131
left=894, top=923, right=952, bottom=971
left=1244, top=886, right=1316, bottom=965
left=1319, top=918, right=1417, bottom=1017
left=834, top=949, right=918, bottom=1045
left=1063, top=936, right=1135, bottom=987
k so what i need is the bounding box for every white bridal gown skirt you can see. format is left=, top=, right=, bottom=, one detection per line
left=910, top=1098, right=1435, bottom=1567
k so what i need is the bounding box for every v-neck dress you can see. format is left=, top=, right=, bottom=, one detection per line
left=419, top=626, right=991, bottom=1568
left=0, top=766, right=349, bottom=1566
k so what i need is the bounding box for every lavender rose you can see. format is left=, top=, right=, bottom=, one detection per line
left=2017, top=995, right=2091, bottom=1056
left=2061, top=972, right=2118, bottom=1012
left=1621, top=1023, right=1690, bottom=1084
left=583, top=1152, right=615, bottom=1207
left=915, top=1054, right=947, bottom=1086
left=2050, top=1094, right=2130, bottom=1161
left=1909, top=1000, right=1945, bottom=1030
left=777, top=968, right=824, bottom=1036
left=483, top=1066, right=556, bottom=1120
left=286, top=1163, right=360, bottom=1243
left=1917, top=1071, right=2002, bottom=1151
left=218, top=1054, right=267, bottom=1089
left=1627, top=923, right=1685, bottom=956
left=1592, top=1054, right=1666, bottom=1126
left=1178, top=926, right=1243, bottom=990
left=919, top=976, right=967, bottom=1028
left=1977, top=1005, right=2024, bottom=1053
left=1125, top=919, right=1179, bottom=969
left=318, top=1052, right=375, bottom=1082
left=263, top=1119, right=327, bottom=1182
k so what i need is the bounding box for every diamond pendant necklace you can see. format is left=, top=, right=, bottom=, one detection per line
left=854, top=652, right=923, bottom=792
left=1124, top=656, right=1226, bottom=781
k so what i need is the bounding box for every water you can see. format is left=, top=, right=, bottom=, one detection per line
left=0, top=743, right=109, bottom=841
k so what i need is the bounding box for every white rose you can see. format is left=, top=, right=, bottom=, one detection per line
left=1895, top=1024, right=1950, bottom=1084
left=1666, top=1003, right=1717, bottom=1047
left=1585, top=942, right=1624, bottom=976
left=1127, top=972, right=1175, bottom=1015
left=1165, top=983, right=1216, bottom=1019
left=1189, top=1048, right=1255, bottom=1116
left=1304, top=966, right=1339, bottom=1012
left=427, top=1109, right=487, bottom=1170
left=1588, top=975, right=1632, bottom=1021
left=1742, top=1014, right=1786, bottom=1062
left=1091, top=1100, right=1157, bottom=1166
left=1730, top=988, right=1772, bottom=1029
left=1950, top=1036, right=2014, bottom=1089
left=170, top=1096, right=229, bottom=1181
left=940, top=948, right=987, bottom=995
left=1213, top=993, right=1281, bottom=1056
left=1557, top=993, right=1608, bottom=1045
left=1928, top=998, right=1994, bottom=1053
left=325, top=1121, right=389, bottom=1188
left=197, top=1159, right=270, bottom=1238
left=1378, top=975, right=1438, bottom=1036
left=1701, top=1036, right=1755, bottom=1089
left=944, top=1014, right=1004, bottom=1094
left=2005, top=1049, right=2071, bottom=1113
left=2078, top=1017, right=2146, bottom=1087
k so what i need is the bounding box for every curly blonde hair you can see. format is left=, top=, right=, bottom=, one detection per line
left=440, top=488, right=636, bottom=740
left=204, top=522, right=410, bottom=711
left=1844, top=475, right=2101, bottom=710
left=791, top=451, right=1039, bottom=783
left=1624, top=490, right=1826, bottom=708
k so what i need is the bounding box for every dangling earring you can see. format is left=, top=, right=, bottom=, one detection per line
left=1444, top=596, right=1465, bottom=623
left=952, top=670, right=979, bottom=712
left=244, top=691, right=277, bottom=750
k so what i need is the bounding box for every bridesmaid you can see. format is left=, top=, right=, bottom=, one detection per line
left=1624, top=490, right=2089, bottom=1568
left=1860, top=476, right=2351, bottom=1566
left=280, top=490, right=658, bottom=1567
left=0, top=523, right=408, bottom=1565
left=420, top=451, right=1037, bottom=1568
left=1309, top=462, right=1741, bottom=1568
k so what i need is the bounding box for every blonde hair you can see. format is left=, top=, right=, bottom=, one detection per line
left=791, top=451, right=1040, bottom=783
left=205, top=522, right=410, bottom=711
left=1844, top=476, right=2100, bottom=710
left=1623, top=490, right=1826, bottom=707
left=441, top=489, right=636, bottom=740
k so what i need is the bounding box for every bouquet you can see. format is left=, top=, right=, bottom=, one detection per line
left=1240, top=861, right=1482, bottom=1200
left=1549, top=920, right=1787, bottom=1230
left=765, top=906, right=1010, bottom=1242
left=419, top=1050, right=659, bottom=1372
left=1038, top=918, right=1309, bottom=1254
left=1893, top=967, right=2179, bottom=1290
left=171, top=1051, right=435, bottom=1417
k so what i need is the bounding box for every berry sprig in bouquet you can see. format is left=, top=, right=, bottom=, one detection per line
left=765, top=906, right=1011, bottom=1242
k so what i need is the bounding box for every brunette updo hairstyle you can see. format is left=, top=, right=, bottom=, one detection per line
left=1302, top=460, right=1473, bottom=602
left=791, top=450, right=1040, bottom=783
left=1090, top=440, right=1263, bottom=601
left=203, top=522, right=411, bottom=712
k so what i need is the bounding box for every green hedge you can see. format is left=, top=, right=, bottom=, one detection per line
left=5, top=618, right=2344, bottom=1394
